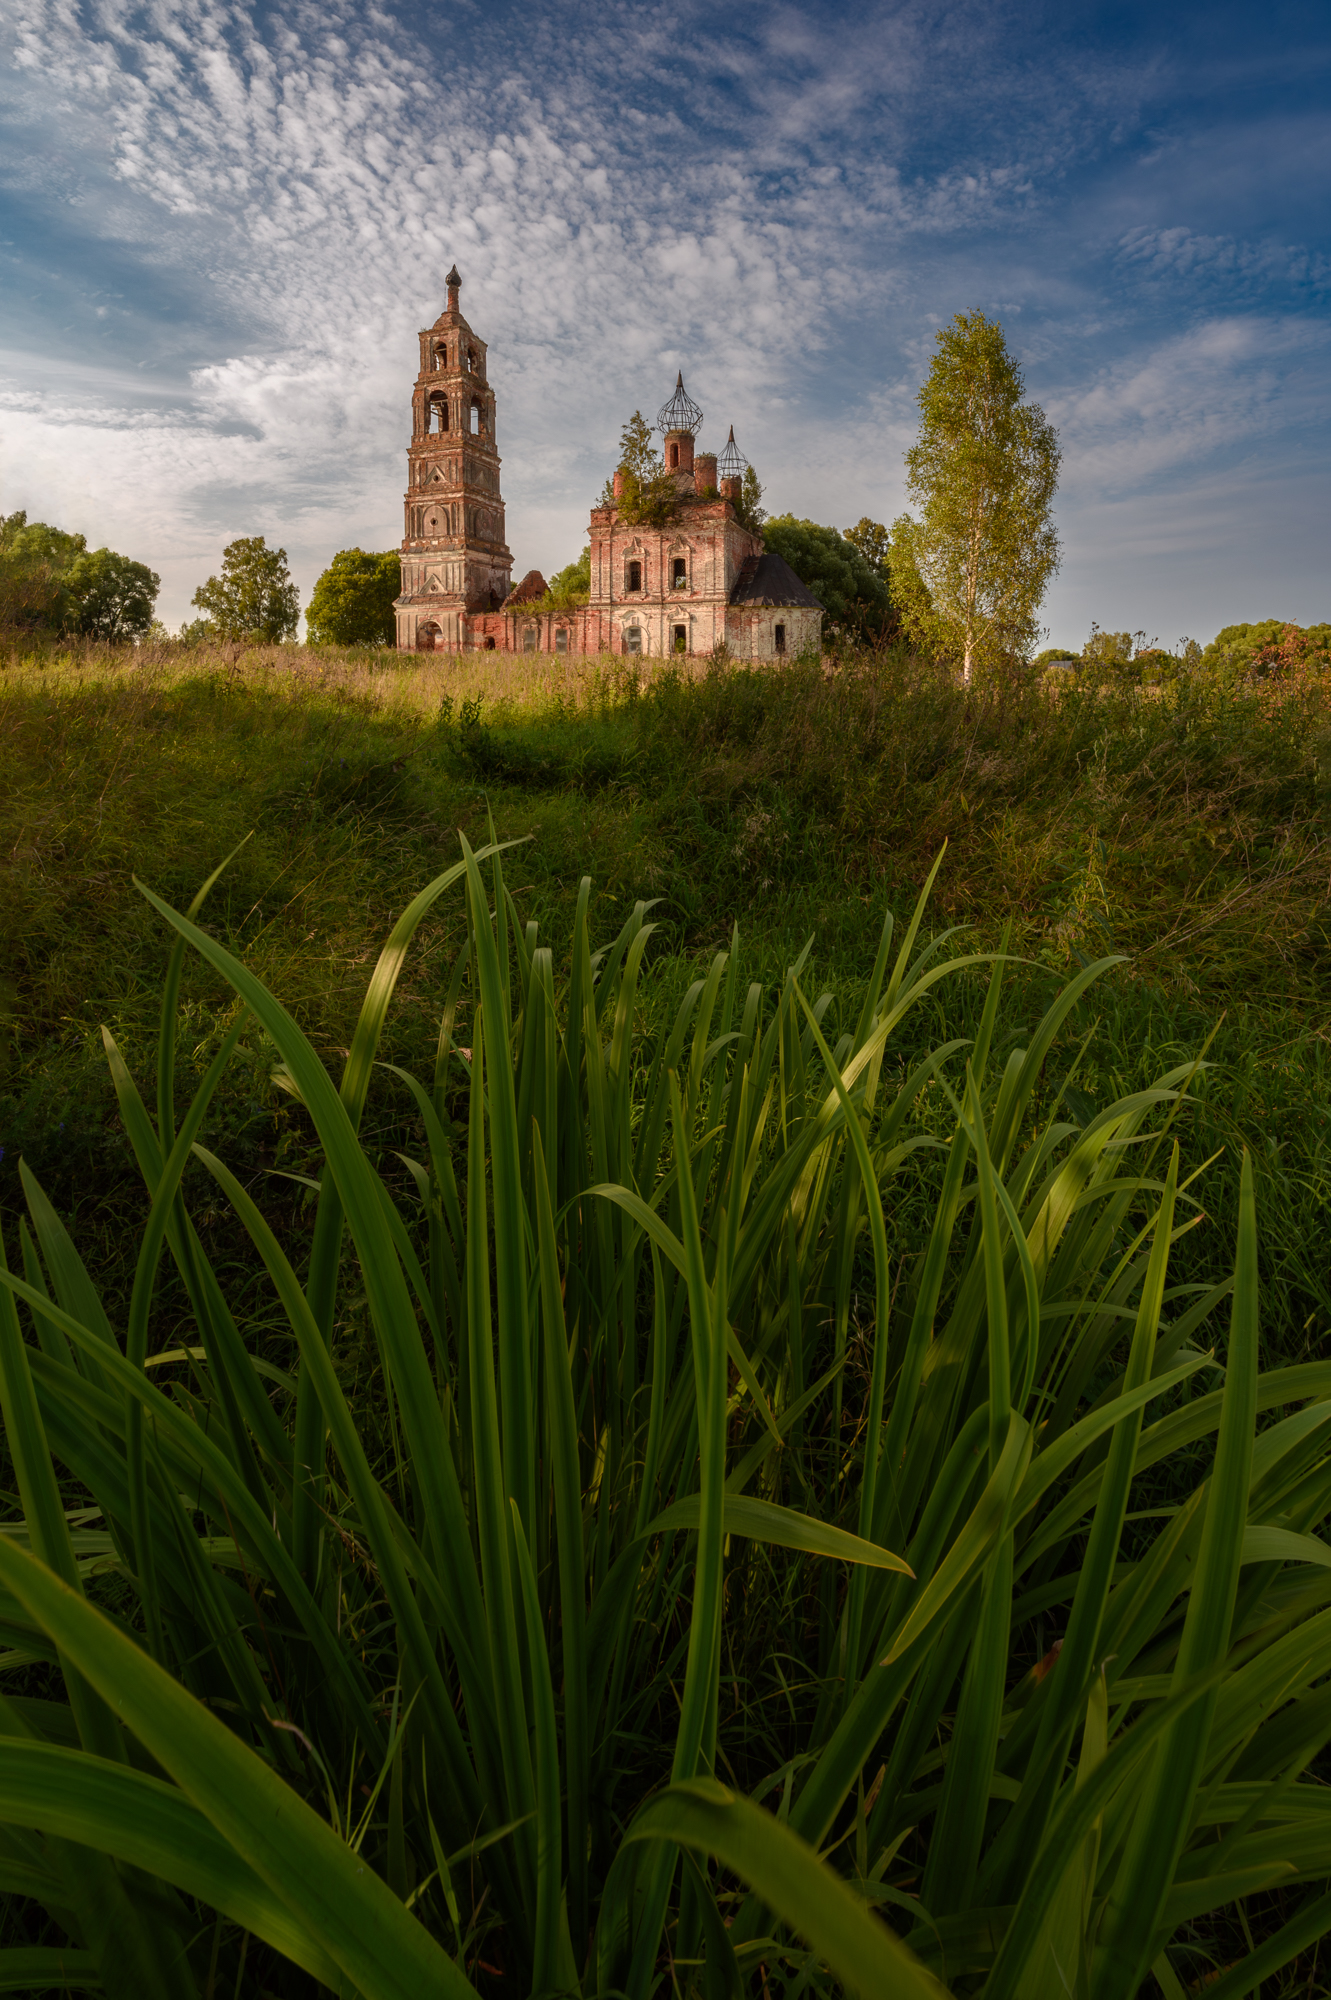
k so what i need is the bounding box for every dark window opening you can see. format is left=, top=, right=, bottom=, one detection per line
left=672, top=557, right=687, bottom=589
left=673, top=625, right=687, bottom=654
left=626, top=560, right=642, bottom=592
left=774, top=622, right=786, bottom=654
left=484, top=636, right=496, bottom=650
left=624, top=626, right=642, bottom=654
left=668, top=442, right=679, bottom=468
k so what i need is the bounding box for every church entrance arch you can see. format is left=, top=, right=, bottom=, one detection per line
left=417, top=621, right=443, bottom=651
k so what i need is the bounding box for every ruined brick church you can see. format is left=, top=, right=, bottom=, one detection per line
left=394, top=267, right=822, bottom=658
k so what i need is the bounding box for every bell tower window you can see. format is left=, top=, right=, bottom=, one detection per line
left=471, top=397, right=483, bottom=435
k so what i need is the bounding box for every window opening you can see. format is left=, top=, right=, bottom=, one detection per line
left=672, top=557, right=687, bottom=589
left=624, top=625, right=642, bottom=655
left=471, top=399, right=483, bottom=435
left=668, top=443, right=679, bottom=468
left=626, top=560, right=642, bottom=592
left=774, top=623, right=786, bottom=654
left=484, top=636, right=496, bottom=650
left=673, top=625, right=687, bottom=654
left=523, top=627, right=537, bottom=652
left=555, top=628, right=569, bottom=653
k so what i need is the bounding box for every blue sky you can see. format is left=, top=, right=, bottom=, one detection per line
left=2, top=0, right=1327, bottom=644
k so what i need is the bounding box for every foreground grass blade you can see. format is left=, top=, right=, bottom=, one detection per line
left=0, top=1536, right=475, bottom=2000
left=1094, top=1151, right=1261, bottom=1999
left=0, top=1741, right=344, bottom=1986
left=626, top=1779, right=948, bottom=1999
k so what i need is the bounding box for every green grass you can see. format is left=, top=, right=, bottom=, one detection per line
left=2, top=632, right=1328, bottom=1357
left=2, top=631, right=1331, bottom=1994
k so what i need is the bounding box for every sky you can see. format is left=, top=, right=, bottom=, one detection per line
left=1, top=0, right=1328, bottom=647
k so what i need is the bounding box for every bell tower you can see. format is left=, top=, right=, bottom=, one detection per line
left=394, top=266, right=514, bottom=650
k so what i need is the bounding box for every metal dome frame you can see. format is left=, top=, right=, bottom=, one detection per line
left=717, top=424, right=749, bottom=480
left=657, top=372, right=704, bottom=438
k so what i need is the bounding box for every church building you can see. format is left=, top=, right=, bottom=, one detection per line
left=394, top=268, right=823, bottom=658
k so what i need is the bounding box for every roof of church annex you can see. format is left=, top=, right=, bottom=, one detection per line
left=504, top=569, right=548, bottom=605
left=729, top=552, right=824, bottom=609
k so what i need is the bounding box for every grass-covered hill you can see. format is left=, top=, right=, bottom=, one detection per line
left=3, top=630, right=1328, bottom=1348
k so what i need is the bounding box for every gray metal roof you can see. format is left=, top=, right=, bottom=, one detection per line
left=728, top=552, right=823, bottom=609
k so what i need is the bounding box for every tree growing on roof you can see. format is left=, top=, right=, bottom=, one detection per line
left=601, top=412, right=679, bottom=527
left=897, top=311, right=1061, bottom=681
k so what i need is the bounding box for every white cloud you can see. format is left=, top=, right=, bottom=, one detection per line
left=0, top=0, right=1327, bottom=645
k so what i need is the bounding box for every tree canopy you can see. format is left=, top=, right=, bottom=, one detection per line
left=896, top=310, right=1061, bottom=680
left=1201, top=620, right=1331, bottom=677
left=306, top=548, right=401, bottom=646
left=1, top=512, right=159, bottom=637
left=762, top=516, right=895, bottom=643
left=603, top=412, right=679, bottom=526
left=192, top=536, right=300, bottom=644
left=64, top=548, right=161, bottom=641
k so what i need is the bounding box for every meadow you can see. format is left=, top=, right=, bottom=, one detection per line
left=1, top=630, right=1330, bottom=1998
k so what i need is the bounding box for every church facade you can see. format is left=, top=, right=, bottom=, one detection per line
left=394, top=268, right=822, bottom=659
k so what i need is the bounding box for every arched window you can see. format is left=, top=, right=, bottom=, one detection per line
left=624, top=625, right=642, bottom=655
left=626, top=560, right=642, bottom=593
left=471, top=398, right=483, bottom=435
left=434, top=343, right=447, bottom=371
left=668, top=442, right=679, bottom=468
left=671, top=557, right=687, bottom=589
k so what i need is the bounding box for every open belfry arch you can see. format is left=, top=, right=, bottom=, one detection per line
left=395, top=270, right=822, bottom=658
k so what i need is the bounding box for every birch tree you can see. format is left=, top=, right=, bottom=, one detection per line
left=898, top=312, right=1060, bottom=681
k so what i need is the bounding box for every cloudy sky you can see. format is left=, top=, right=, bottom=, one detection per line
left=2, top=0, right=1327, bottom=645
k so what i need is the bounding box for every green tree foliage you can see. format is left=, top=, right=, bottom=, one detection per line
left=603, top=412, right=679, bottom=527
left=1079, top=626, right=1206, bottom=685
left=1034, top=647, right=1077, bottom=665
left=192, top=535, right=300, bottom=644
left=764, top=515, right=895, bottom=643
left=306, top=548, right=401, bottom=647
left=0, top=511, right=87, bottom=629
left=547, top=546, right=591, bottom=607
left=843, top=516, right=891, bottom=575
left=1201, top=620, right=1331, bottom=678
left=898, top=310, right=1061, bottom=679
left=63, top=547, right=161, bottom=641
left=735, top=464, right=767, bottom=534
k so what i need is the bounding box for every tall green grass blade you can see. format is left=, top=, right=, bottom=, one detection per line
left=1094, top=1152, right=1261, bottom=1999
left=626, top=1779, right=947, bottom=1999
left=0, top=1535, right=475, bottom=2000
